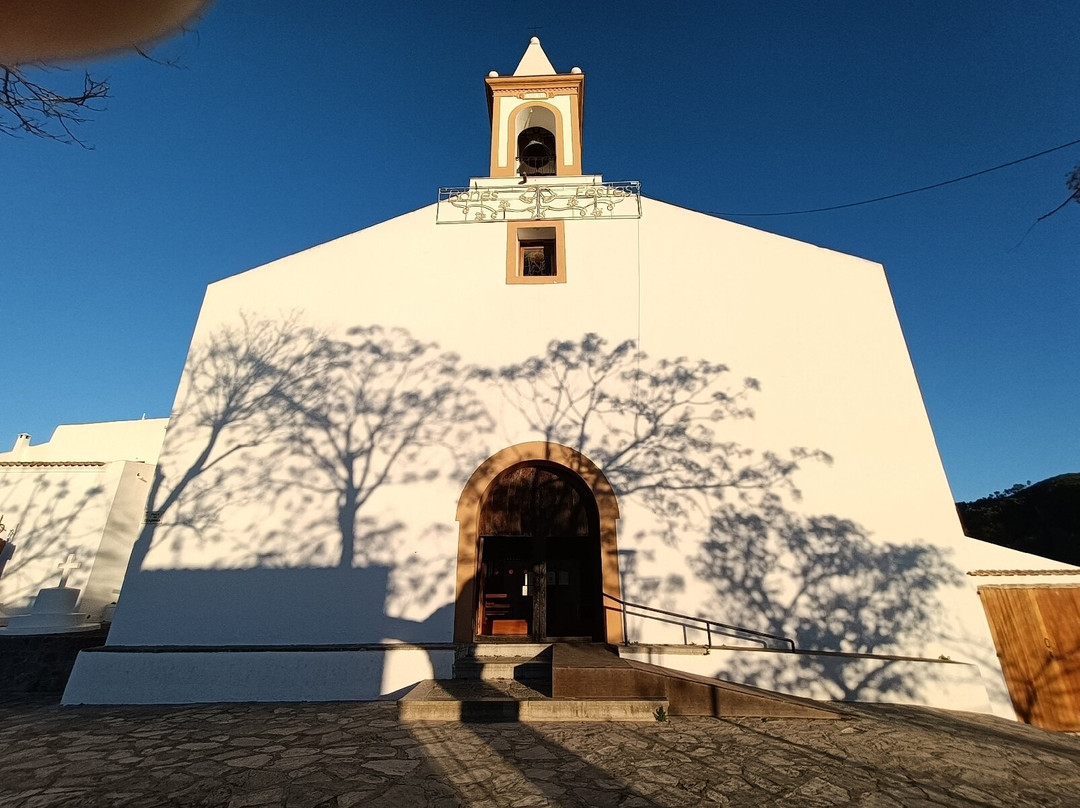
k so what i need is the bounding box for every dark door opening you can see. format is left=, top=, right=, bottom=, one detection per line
left=475, top=463, right=603, bottom=641
left=477, top=537, right=533, bottom=637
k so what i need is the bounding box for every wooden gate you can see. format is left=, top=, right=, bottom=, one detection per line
left=979, top=585, right=1080, bottom=730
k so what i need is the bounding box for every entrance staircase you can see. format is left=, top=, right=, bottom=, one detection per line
left=397, top=643, right=840, bottom=722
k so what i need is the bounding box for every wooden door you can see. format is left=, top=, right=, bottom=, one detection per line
left=476, top=464, right=602, bottom=642
left=979, top=585, right=1080, bottom=730
left=545, top=536, right=602, bottom=640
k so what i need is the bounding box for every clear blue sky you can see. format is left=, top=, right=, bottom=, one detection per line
left=2, top=1, right=1077, bottom=502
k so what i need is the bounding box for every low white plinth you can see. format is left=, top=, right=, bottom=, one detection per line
left=0, top=586, right=100, bottom=635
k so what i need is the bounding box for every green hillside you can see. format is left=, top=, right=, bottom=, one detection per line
left=957, top=473, right=1080, bottom=566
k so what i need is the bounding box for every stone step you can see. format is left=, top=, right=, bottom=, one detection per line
left=456, top=642, right=553, bottom=659
left=398, top=678, right=666, bottom=723
left=399, top=698, right=668, bottom=722
left=453, top=655, right=551, bottom=682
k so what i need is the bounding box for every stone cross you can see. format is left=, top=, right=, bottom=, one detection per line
left=56, top=552, right=80, bottom=588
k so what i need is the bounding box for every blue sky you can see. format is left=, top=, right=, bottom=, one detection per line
left=2, top=1, right=1077, bottom=502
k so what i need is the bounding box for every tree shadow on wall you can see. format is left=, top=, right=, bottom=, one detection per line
left=115, top=317, right=486, bottom=676
left=1011, top=643, right=1080, bottom=729
left=0, top=477, right=104, bottom=609
left=126, top=313, right=323, bottom=573
left=128, top=316, right=488, bottom=603
left=485, top=333, right=829, bottom=544
left=691, top=494, right=963, bottom=701
left=270, top=325, right=490, bottom=570
left=489, top=334, right=963, bottom=702
left=126, top=323, right=965, bottom=703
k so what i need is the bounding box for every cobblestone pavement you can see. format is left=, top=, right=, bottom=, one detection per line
left=3, top=698, right=1079, bottom=807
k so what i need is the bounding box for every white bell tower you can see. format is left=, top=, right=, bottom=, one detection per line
left=434, top=39, right=640, bottom=232
left=485, top=37, right=585, bottom=180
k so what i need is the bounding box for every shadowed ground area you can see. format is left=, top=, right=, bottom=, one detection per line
left=1, top=699, right=1077, bottom=807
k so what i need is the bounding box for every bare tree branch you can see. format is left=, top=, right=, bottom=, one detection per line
left=1036, top=193, right=1078, bottom=223
left=1039, top=164, right=1080, bottom=220
left=0, top=65, right=109, bottom=146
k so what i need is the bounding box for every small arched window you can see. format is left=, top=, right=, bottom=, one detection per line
left=517, top=126, right=556, bottom=176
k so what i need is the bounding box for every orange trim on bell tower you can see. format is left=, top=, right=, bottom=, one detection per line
left=484, top=38, right=585, bottom=179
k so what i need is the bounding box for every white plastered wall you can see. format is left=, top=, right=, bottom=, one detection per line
left=105, top=204, right=640, bottom=648
left=77, top=199, right=1074, bottom=712
left=0, top=420, right=164, bottom=624
left=81, top=461, right=155, bottom=618
left=4, top=419, right=167, bottom=464
left=0, top=460, right=154, bottom=622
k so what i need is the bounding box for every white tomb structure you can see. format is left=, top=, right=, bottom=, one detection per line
left=64, top=40, right=1073, bottom=715
left=0, top=418, right=166, bottom=631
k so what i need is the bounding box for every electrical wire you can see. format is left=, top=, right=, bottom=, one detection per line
left=708, top=137, right=1080, bottom=217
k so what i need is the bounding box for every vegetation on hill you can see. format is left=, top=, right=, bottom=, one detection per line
left=957, top=473, right=1080, bottom=566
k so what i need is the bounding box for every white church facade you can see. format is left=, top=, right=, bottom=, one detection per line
left=63, top=40, right=1073, bottom=717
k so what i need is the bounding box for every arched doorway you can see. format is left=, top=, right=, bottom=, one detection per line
left=477, top=463, right=600, bottom=640
left=454, top=442, right=623, bottom=644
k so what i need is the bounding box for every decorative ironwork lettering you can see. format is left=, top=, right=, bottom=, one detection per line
left=437, top=181, right=641, bottom=224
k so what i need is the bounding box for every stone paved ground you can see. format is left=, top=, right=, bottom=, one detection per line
left=2, top=698, right=1078, bottom=807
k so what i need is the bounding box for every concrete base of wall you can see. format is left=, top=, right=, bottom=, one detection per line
left=618, top=645, right=994, bottom=715
left=61, top=644, right=455, bottom=704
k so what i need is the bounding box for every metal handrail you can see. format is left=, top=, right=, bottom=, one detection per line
left=603, top=593, right=796, bottom=651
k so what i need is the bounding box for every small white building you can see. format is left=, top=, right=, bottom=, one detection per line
left=0, top=418, right=166, bottom=630
left=64, top=40, right=1073, bottom=716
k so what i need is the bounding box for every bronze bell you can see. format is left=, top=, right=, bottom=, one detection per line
left=518, top=126, right=555, bottom=172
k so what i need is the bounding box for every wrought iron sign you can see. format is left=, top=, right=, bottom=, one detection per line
left=437, top=181, right=641, bottom=223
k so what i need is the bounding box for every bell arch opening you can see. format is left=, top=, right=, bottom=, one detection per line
left=454, top=442, right=623, bottom=644
left=513, top=105, right=559, bottom=177
left=517, top=126, right=556, bottom=176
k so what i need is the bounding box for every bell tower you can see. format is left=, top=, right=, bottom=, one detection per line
left=485, top=37, right=585, bottom=180
left=435, top=39, right=639, bottom=230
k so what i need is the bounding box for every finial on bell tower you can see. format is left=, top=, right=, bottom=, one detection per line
left=485, top=38, right=585, bottom=180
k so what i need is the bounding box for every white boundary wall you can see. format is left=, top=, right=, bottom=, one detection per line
left=1, top=420, right=165, bottom=623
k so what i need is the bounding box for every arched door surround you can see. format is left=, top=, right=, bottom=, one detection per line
left=454, top=442, right=622, bottom=643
